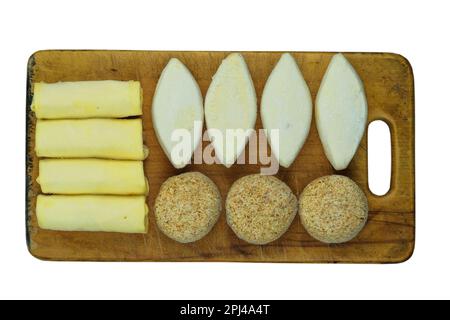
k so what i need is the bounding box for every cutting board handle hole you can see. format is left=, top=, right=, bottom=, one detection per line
left=368, top=120, right=392, bottom=196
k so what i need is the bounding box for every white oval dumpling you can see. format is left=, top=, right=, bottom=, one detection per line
left=205, top=53, right=257, bottom=167
left=315, top=53, right=368, bottom=170
left=152, top=58, right=204, bottom=169
left=261, top=53, right=312, bottom=168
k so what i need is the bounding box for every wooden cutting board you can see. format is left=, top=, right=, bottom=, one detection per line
left=26, top=50, right=415, bottom=263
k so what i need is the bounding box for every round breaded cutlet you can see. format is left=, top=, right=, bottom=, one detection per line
left=155, top=172, right=222, bottom=243
left=299, top=175, right=368, bottom=244
left=226, top=174, right=298, bottom=245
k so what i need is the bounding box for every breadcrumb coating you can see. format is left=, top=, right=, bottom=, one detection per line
left=155, top=172, right=222, bottom=243
left=226, top=174, right=298, bottom=245
left=299, top=175, right=368, bottom=244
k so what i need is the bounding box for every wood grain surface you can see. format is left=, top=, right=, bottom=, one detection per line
left=26, top=50, right=415, bottom=263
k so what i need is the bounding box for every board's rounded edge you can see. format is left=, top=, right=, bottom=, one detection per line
left=384, top=52, right=415, bottom=83
left=26, top=244, right=49, bottom=262
left=25, top=53, right=35, bottom=258
left=387, top=240, right=416, bottom=264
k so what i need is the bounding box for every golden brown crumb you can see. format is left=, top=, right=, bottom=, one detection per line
left=226, top=174, right=297, bottom=245
left=155, top=172, right=221, bottom=243
left=299, top=175, right=368, bottom=244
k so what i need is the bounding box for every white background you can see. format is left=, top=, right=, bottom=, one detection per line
left=0, top=0, right=447, bottom=300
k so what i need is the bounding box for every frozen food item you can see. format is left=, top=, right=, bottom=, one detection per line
left=35, top=118, right=147, bottom=160
left=37, top=159, right=148, bottom=195
left=226, top=174, right=297, bottom=245
left=152, top=58, right=203, bottom=168
left=155, top=172, right=221, bottom=243
left=299, top=175, right=368, bottom=244
left=31, top=80, right=142, bottom=119
left=36, top=195, right=148, bottom=233
left=205, top=53, right=257, bottom=167
left=261, top=53, right=312, bottom=168
left=315, top=53, right=368, bottom=170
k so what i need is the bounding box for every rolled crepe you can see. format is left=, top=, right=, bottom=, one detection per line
left=35, top=119, right=147, bottom=160
left=38, top=159, right=148, bottom=195
left=36, top=195, right=148, bottom=233
left=31, top=80, right=143, bottom=119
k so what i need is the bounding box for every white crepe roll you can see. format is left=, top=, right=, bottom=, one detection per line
left=37, top=159, right=148, bottom=195
left=35, top=119, right=147, bottom=160
left=36, top=195, right=148, bottom=233
left=31, top=80, right=143, bottom=119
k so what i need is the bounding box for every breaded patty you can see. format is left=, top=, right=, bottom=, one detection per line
left=226, top=174, right=297, bottom=245
left=299, top=175, right=368, bottom=244
left=155, top=172, right=222, bottom=243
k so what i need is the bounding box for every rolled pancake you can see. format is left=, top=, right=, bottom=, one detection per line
left=38, top=159, right=148, bottom=195
left=36, top=195, right=148, bottom=233
left=35, top=119, right=147, bottom=160
left=31, top=80, right=143, bottom=119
